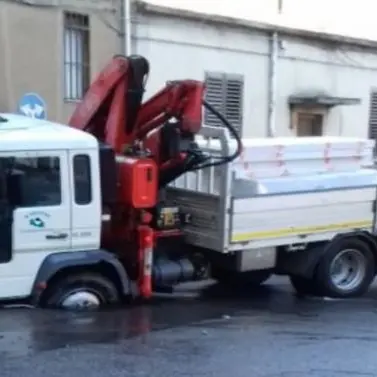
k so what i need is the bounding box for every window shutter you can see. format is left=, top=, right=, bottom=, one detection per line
left=204, top=72, right=244, bottom=136
left=204, top=74, right=225, bottom=127
left=225, top=77, right=243, bottom=135
left=368, top=91, right=377, bottom=140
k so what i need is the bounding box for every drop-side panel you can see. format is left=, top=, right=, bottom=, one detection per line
left=166, top=188, right=225, bottom=251
left=230, top=187, right=376, bottom=249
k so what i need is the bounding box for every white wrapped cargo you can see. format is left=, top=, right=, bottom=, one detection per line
left=174, top=135, right=376, bottom=196
left=195, top=135, right=375, bottom=179
left=168, top=127, right=377, bottom=257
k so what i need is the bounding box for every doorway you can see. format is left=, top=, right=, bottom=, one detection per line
left=296, top=112, right=324, bottom=136
left=291, top=106, right=327, bottom=137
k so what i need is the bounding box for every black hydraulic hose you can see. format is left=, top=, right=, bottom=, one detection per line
left=187, top=100, right=243, bottom=172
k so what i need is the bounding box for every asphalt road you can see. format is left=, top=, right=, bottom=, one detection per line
left=1, top=277, right=377, bottom=377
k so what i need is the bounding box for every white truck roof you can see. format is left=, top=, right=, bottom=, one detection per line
left=0, top=113, right=98, bottom=151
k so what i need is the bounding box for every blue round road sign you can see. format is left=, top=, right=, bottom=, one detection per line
left=17, top=92, right=47, bottom=120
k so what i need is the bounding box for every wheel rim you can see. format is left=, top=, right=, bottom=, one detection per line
left=329, top=248, right=367, bottom=292
left=60, top=290, right=102, bottom=310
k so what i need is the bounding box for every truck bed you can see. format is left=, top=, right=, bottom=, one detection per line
left=167, top=127, right=377, bottom=253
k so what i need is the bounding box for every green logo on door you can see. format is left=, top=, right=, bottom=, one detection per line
left=25, top=211, right=50, bottom=229
left=29, top=217, right=45, bottom=228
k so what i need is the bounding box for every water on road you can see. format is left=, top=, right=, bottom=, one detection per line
left=1, top=277, right=377, bottom=377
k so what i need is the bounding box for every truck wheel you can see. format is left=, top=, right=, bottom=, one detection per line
left=43, top=273, right=120, bottom=310
left=315, top=238, right=375, bottom=298
left=290, top=275, right=322, bottom=296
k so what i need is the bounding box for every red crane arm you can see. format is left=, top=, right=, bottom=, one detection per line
left=135, top=80, right=204, bottom=140
left=66, top=55, right=241, bottom=301
left=66, top=55, right=240, bottom=300
left=68, top=55, right=205, bottom=159
left=68, top=55, right=150, bottom=154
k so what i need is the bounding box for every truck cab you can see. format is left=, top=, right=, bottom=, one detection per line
left=0, top=113, right=128, bottom=308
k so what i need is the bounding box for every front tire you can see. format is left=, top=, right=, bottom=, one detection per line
left=315, top=238, right=375, bottom=298
left=42, top=273, right=120, bottom=310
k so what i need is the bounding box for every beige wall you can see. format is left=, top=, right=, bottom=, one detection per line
left=0, top=1, right=120, bottom=124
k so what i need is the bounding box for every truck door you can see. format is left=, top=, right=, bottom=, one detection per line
left=0, top=151, right=72, bottom=298
left=11, top=151, right=72, bottom=251
left=69, top=150, right=101, bottom=250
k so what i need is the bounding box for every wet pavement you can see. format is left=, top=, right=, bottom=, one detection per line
left=2, top=277, right=377, bottom=377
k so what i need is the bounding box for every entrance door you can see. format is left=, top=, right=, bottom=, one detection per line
left=0, top=151, right=72, bottom=299
left=296, top=113, right=324, bottom=136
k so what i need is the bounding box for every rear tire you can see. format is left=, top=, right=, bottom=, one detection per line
left=42, top=272, right=120, bottom=310
left=315, top=238, right=375, bottom=298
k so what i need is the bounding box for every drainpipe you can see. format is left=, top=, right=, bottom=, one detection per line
left=1, top=7, right=14, bottom=111
left=120, top=0, right=132, bottom=55
left=267, top=31, right=278, bottom=137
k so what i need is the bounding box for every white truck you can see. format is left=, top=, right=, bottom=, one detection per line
left=0, top=112, right=376, bottom=309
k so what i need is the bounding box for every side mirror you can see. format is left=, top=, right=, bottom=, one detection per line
left=6, top=171, right=24, bottom=207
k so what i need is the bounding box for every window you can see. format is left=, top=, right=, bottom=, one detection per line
left=0, top=156, right=61, bottom=207
left=73, top=155, right=92, bottom=205
left=204, top=72, right=244, bottom=135
left=64, top=12, right=90, bottom=101
left=368, top=91, right=377, bottom=142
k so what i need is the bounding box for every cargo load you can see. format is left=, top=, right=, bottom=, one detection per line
left=169, top=130, right=377, bottom=252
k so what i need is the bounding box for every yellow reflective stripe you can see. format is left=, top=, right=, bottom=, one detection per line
left=231, top=220, right=373, bottom=243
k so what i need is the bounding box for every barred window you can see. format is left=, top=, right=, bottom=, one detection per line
left=64, top=12, right=90, bottom=100
left=204, top=72, right=244, bottom=136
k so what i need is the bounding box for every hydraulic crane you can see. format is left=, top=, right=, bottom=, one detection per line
left=68, top=55, right=242, bottom=300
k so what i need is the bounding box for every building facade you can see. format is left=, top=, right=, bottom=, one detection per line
left=0, top=0, right=120, bottom=122
left=134, top=2, right=377, bottom=139
left=2, top=0, right=377, bottom=140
